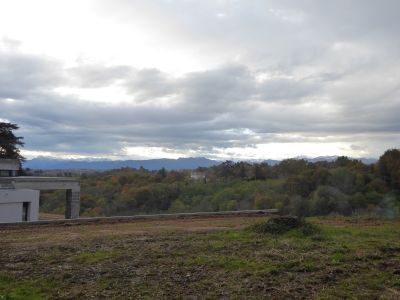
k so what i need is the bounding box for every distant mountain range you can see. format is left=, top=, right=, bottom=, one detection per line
left=302, top=156, right=377, bottom=165
left=23, top=155, right=377, bottom=171
left=23, top=157, right=221, bottom=171
left=256, top=156, right=377, bottom=166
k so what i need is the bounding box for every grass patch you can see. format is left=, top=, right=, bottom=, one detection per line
left=318, top=271, right=400, bottom=299
left=279, top=258, right=321, bottom=272
left=72, top=250, right=122, bottom=265
left=330, top=252, right=347, bottom=264
left=205, top=230, right=259, bottom=245
left=0, top=272, right=57, bottom=300
left=184, top=254, right=278, bottom=273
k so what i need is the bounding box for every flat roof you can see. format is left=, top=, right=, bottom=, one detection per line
left=11, top=176, right=79, bottom=181
left=0, top=176, right=80, bottom=191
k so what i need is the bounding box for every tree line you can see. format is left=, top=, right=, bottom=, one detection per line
left=40, top=149, right=400, bottom=218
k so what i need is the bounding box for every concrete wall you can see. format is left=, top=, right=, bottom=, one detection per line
left=0, top=159, right=19, bottom=171
left=0, top=189, right=39, bottom=223
left=0, top=202, right=23, bottom=222
left=11, top=177, right=80, bottom=191
left=65, top=189, right=80, bottom=219
left=8, top=177, right=80, bottom=219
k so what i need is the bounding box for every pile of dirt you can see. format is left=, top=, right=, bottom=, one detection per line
left=249, top=216, right=319, bottom=235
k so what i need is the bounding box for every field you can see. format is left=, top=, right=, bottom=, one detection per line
left=1, top=215, right=400, bottom=299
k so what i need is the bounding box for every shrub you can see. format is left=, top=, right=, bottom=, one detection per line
left=249, top=216, right=319, bottom=236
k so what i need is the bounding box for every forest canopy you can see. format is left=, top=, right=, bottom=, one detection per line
left=39, top=149, right=400, bottom=219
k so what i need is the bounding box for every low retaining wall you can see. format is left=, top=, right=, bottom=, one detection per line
left=0, top=209, right=279, bottom=228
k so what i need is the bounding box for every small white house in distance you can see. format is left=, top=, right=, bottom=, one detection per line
left=190, top=171, right=206, bottom=181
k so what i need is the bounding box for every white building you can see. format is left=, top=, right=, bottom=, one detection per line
left=190, top=171, right=206, bottom=181
left=0, top=189, right=39, bottom=222
left=0, top=159, right=19, bottom=177
left=0, top=159, right=80, bottom=223
left=0, top=159, right=39, bottom=222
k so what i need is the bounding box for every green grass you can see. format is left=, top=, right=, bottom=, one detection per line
left=0, top=273, right=57, bottom=300
left=318, top=271, right=400, bottom=299
left=207, top=230, right=259, bottom=243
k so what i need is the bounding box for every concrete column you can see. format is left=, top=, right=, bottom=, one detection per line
left=65, top=189, right=80, bottom=219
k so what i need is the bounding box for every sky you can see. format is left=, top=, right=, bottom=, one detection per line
left=1, top=0, right=399, bottom=160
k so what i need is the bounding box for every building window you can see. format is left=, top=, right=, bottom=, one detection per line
left=22, top=202, right=30, bottom=221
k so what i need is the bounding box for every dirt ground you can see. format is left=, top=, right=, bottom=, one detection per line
left=39, top=213, right=65, bottom=220
left=1, top=215, right=400, bottom=299
left=1, top=215, right=267, bottom=248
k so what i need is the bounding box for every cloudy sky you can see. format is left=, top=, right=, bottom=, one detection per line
left=1, top=0, right=399, bottom=160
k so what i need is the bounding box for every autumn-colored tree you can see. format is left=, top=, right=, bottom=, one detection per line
left=40, top=148, right=400, bottom=218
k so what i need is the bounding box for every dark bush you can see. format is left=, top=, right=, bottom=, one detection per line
left=249, top=216, right=319, bottom=236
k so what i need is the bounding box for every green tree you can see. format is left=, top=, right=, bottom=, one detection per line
left=310, top=186, right=351, bottom=215
left=276, top=159, right=308, bottom=177
left=0, top=122, right=24, bottom=162
left=377, top=149, right=400, bottom=190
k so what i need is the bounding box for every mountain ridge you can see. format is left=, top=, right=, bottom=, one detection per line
left=23, top=155, right=377, bottom=171
left=23, top=157, right=220, bottom=171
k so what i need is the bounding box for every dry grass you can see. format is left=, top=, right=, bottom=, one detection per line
left=39, top=213, right=65, bottom=220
